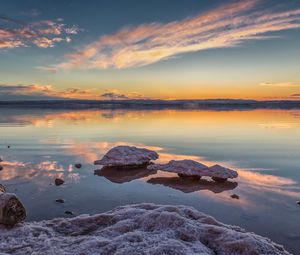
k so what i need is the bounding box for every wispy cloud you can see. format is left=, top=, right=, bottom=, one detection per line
left=290, top=94, right=300, bottom=97
left=53, top=0, right=300, bottom=70
left=260, top=82, right=300, bottom=87
left=0, top=84, right=97, bottom=100
left=0, top=15, right=79, bottom=49
left=101, top=89, right=148, bottom=100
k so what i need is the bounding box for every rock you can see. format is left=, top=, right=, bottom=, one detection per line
left=94, top=146, right=159, bottom=167
left=296, top=201, right=300, bottom=205
left=7, top=146, right=10, bottom=149
left=207, top=164, right=238, bottom=181
left=0, top=185, right=26, bottom=226
left=55, top=199, right=65, bottom=203
left=65, top=210, right=74, bottom=216
left=0, top=203, right=291, bottom=254
left=0, top=158, right=3, bottom=162
left=55, top=178, right=64, bottom=186
left=231, top=194, right=240, bottom=199
left=74, top=163, right=82, bottom=169
left=148, top=160, right=208, bottom=177
left=148, top=160, right=238, bottom=182
left=0, top=166, right=3, bottom=171
left=0, top=184, right=6, bottom=193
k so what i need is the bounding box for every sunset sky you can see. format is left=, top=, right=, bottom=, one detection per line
left=1, top=0, right=300, bottom=100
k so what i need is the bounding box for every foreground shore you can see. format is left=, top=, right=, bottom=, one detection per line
left=0, top=203, right=291, bottom=255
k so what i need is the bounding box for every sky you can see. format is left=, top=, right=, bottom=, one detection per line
left=1, top=0, right=300, bottom=100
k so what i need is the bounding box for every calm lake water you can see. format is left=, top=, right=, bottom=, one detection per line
left=0, top=108, right=300, bottom=254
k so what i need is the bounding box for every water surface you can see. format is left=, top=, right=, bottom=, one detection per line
left=0, top=109, right=300, bottom=254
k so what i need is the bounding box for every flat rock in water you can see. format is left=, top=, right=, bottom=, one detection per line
left=0, top=203, right=290, bottom=255
left=148, top=160, right=208, bottom=176
left=94, top=146, right=159, bottom=167
left=148, top=160, right=238, bottom=181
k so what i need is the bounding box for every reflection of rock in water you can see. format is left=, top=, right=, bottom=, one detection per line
left=147, top=176, right=238, bottom=194
left=94, top=166, right=157, bottom=184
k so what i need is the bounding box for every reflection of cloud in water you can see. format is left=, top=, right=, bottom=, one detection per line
left=0, top=109, right=147, bottom=127
left=94, top=166, right=156, bottom=184
left=258, top=123, right=293, bottom=129
left=147, top=176, right=238, bottom=194
left=0, top=160, right=80, bottom=187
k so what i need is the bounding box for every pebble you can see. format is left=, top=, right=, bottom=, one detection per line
left=55, top=178, right=64, bottom=186
left=231, top=194, right=240, bottom=199
left=75, top=163, right=82, bottom=169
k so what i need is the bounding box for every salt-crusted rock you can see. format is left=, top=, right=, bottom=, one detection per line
left=94, top=146, right=159, bottom=167
left=207, top=164, right=238, bottom=182
left=94, top=166, right=157, bottom=184
left=0, top=203, right=290, bottom=255
left=148, top=160, right=208, bottom=179
left=148, top=160, right=238, bottom=182
left=0, top=184, right=26, bottom=226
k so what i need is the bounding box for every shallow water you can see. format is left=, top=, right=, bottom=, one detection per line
left=0, top=108, right=300, bottom=254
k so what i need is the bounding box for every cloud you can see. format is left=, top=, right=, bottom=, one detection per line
left=0, top=84, right=98, bottom=100
left=53, top=0, right=300, bottom=70
left=101, top=89, right=147, bottom=100
left=260, top=82, right=300, bottom=87
left=0, top=15, right=79, bottom=49
left=290, top=94, right=300, bottom=97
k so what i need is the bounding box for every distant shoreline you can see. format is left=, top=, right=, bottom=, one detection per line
left=1, top=99, right=300, bottom=110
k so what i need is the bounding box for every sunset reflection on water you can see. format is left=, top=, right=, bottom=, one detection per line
left=0, top=108, right=300, bottom=253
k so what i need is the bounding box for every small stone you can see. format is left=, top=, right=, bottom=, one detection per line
left=0, top=184, right=6, bottom=193
left=296, top=201, right=300, bottom=205
left=231, top=194, right=240, bottom=199
left=75, top=163, right=82, bottom=169
left=55, top=199, right=65, bottom=203
left=65, top=210, right=74, bottom=215
left=0, top=165, right=3, bottom=171
left=7, top=146, right=10, bottom=148
left=55, top=178, right=64, bottom=186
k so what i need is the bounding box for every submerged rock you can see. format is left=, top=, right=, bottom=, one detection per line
left=94, top=146, right=159, bottom=167
left=0, top=203, right=290, bottom=254
left=55, top=178, right=64, bottom=186
left=148, top=160, right=238, bottom=182
left=0, top=184, right=26, bottom=226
